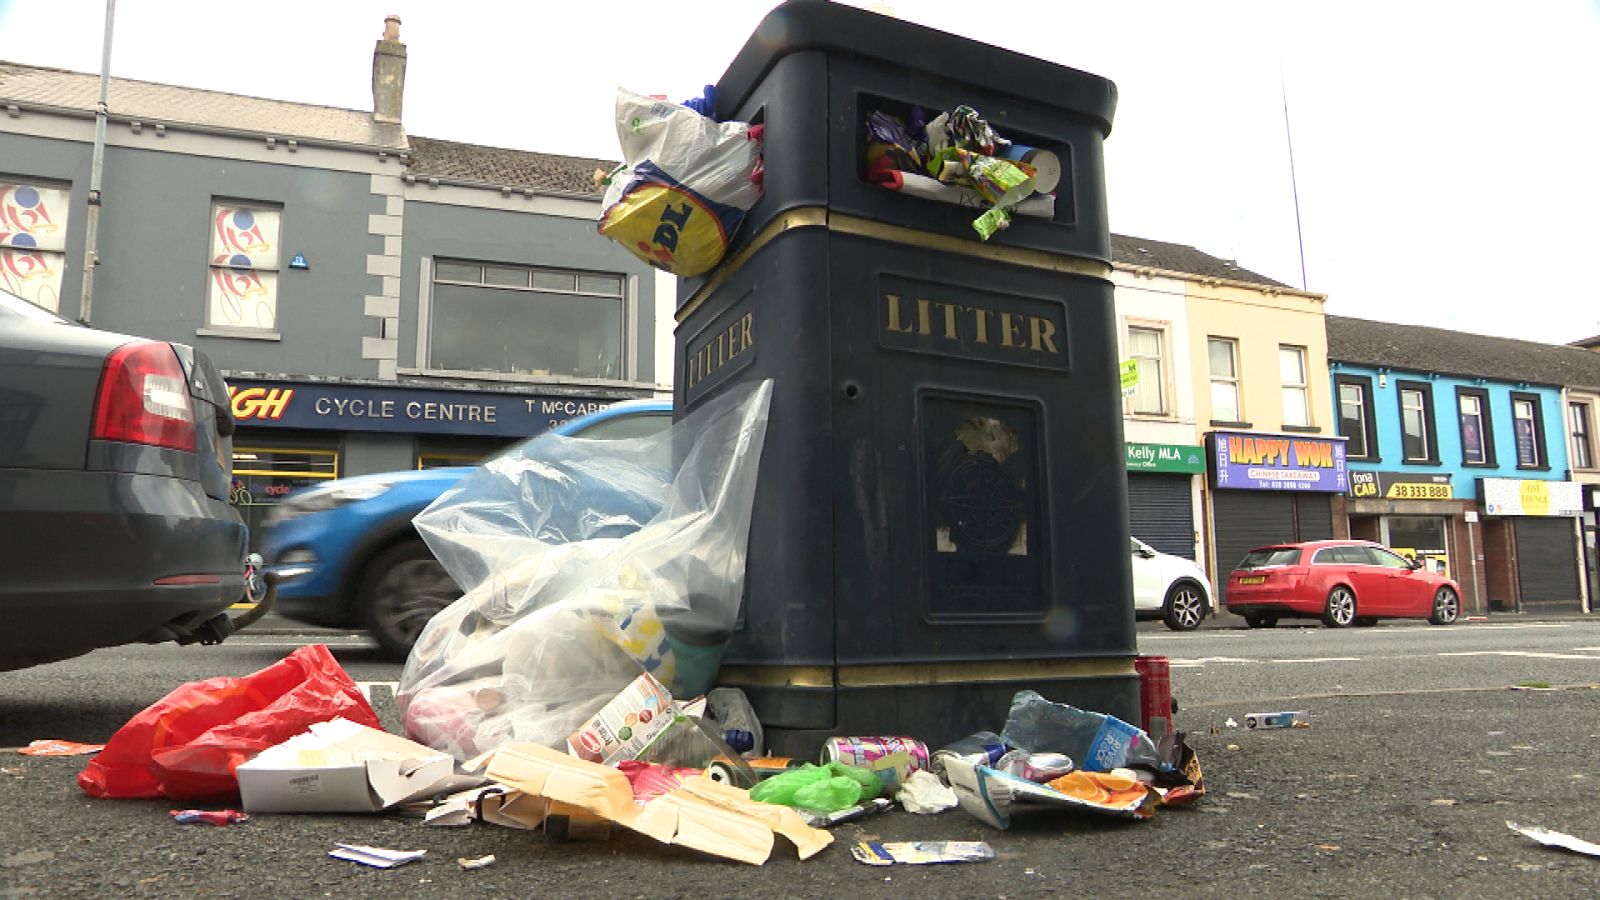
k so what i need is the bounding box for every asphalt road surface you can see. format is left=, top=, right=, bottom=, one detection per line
left=3, top=618, right=1598, bottom=898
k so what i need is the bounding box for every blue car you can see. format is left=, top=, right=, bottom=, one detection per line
left=260, top=399, right=672, bottom=657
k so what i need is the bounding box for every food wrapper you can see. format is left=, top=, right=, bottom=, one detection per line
left=852, top=841, right=995, bottom=866
left=944, top=756, right=1157, bottom=829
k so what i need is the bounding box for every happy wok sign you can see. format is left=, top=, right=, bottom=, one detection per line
left=1207, top=431, right=1347, bottom=493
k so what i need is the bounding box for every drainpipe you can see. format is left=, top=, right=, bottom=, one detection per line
left=78, top=0, right=115, bottom=326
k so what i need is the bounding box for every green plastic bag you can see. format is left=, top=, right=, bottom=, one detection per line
left=825, top=761, right=883, bottom=801
left=748, top=761, right=882, bottom=813
left=748, top=764, right=831, bottom=807
left=793, top=776, right=862, bottom=813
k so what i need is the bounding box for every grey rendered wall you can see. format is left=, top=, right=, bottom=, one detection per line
left=399, top=199, right=658, bottom=383
left=1, top=133, right=383, bottom=379
left=341, top=431, right=417, bottom=476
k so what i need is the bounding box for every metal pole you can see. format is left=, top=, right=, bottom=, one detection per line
left=1280, top=65, right=1309, bottom=292
left=79, top=0, right=115, bottom=326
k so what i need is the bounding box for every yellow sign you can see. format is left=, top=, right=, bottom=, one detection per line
left=1386, top=482, right=1452, bottom=500
left=1519, top=480, right=1551, bottom=516
left=1119, top=359, right=1138, bottom=393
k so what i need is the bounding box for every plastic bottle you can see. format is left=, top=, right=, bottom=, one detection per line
left=998, top=690, right=1170, bottom=772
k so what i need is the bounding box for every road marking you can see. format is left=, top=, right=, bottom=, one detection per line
left=1437, top=650, right=1600, bottom=661
left=1270, top=657, right=1362, bottom=664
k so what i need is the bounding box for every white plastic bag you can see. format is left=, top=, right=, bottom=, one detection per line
left=397, top=381, right=773, bottom=760
left=597, top=89, right=763, bottom=277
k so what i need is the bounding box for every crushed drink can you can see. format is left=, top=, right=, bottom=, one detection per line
left=930, top=731, right=1008, bottom=776
left=820, top=736, right=930, bottom=789
left=1244, top=711, right=1308, bottom=730
left=994, top=749, right=1076, bottom=783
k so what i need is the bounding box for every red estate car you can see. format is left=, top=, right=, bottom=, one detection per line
left=1225, top=540, right=1461, bottom=629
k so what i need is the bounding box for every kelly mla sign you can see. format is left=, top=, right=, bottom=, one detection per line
left=1208, top=431, right=1347, bottom=492
left=1480, top=478, right=1583, bottom=517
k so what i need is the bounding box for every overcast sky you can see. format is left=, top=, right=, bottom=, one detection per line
left=3, top=0, right=1597, bottom=344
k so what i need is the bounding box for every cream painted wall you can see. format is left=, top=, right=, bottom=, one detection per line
left=653, top=269, right=676, bottom=396
left=1185, top=282, right=1329, bottom=437
left=1113, top=269, right=1197, bottom=447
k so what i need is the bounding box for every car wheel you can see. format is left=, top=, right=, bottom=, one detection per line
left=360, top=541, right=461, bottom=660
left=1354, top=616, right=1378, bottom=627
left=1428, top=586, right=1460, bottom=625
left=1321, top=586, right=1357, bottom=628
left=1244, top=614, right=1278, bottom=629
left=1162, top=582, right=1207, bottom=631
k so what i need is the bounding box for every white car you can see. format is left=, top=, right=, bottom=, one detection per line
left=1131, top=537, right=1213, bottom=631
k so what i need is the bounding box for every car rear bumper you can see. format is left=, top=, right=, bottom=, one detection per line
left=0, top=467, right=246, bottom=669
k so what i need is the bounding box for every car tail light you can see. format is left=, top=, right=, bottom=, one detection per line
left=91, top=340, right=197, bottom=452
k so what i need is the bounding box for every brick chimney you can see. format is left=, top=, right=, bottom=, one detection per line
left=371, top=14, right=406, bottom=124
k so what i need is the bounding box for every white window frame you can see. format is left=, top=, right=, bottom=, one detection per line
left=1572, top=400, right=1595, bottom=470
left=1279, top=344, right=1310, bottom=427
left=1337, top=379, right=1370, bottom=458
left=1401, top=387, right=1432, bottom=461
left=1209, top=337, right=1241, bottom=423
left=1127, top=325, right=1167, bottom=416
left=203, top=199, right=282, bottom=336
left=1513, top=397, right=1542, bottom=468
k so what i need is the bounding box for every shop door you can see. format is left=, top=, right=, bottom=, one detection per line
left=1513, top=518, right=1582, bottom=606
left=1128, top=473, right=1195, bottom=559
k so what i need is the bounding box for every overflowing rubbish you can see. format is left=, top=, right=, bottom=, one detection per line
left=819, top=736, right=929, bottom=790
left=80, top=644, right=380, bottom=801
left=169, top=809, right=248, bottom=826
left=18, top=740, right=103, bottom=757
left=398, top=381, right=772, bottom=761
left=484, top=742, right=830, bottom=866
left=1135, top=656, right=1175, bottom=758
left=328, top=844, right=426, bottom=869
left=1000, top=691, right=1170, bottom=773
left=597, top=89, right=764, bottom=277
left=851, top=841, right=995, bottom=866
left=236, top=718, right=455, bottom=813
left=799, top=797, right=894, bottom=828
left=706, top=687, right=764, bottom=757
left=993, top=750, right=1076, bottom=783
left=864, top=104, right=1057, bottom=239
left=946, top=759, right=1155, bottom=828
left=748, top=761, right=883, bottom=813
left=1244, top=711, right=1309, bottom=730
left=930, top=732, right=1008, bottom=777
left=894, top=769, right=958, bottom=815
left=1507, top=821, right=1600, bottom=858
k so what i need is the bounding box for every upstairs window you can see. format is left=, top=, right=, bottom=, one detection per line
left=1397, top=380, right=1438, bottom=463
left=1512, top=393, right=1546, bottom=469
left=1209, top=337, right=1241, bottom=422
left=207, top=201, right=282, bottom=332
left=1335, top=376, right=1375, bottom=459
left=0, top=179, right=72, bottom=314
left=430, top=260, right=626, bottom=380
left=1279, top=345, right=1310, bottom=427
left=1127, top=326, right=1166, bottom=415
left=1456, top=388, right=1494, bottom=466
left=1572, top=401, right=1595, bottom=470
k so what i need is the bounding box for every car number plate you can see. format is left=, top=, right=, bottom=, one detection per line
left=1237, top=575, right=1265, bottom=584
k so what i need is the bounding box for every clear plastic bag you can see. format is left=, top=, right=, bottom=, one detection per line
left=397, top=381, right=772, bottom=760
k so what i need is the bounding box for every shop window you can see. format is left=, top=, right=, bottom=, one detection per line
left=1209, top=337, right=1241, bottom=422
left=429, top=260, right=626, bottom=380
left=230, top=446, right=338, bottom=548
left=1127, top=326, right=1165, bottom=415
left=1279, top=345, right=1310, bottom=427
left=1511, top=392, right=1547, bottom=469
left=206, top=200, right=282, bottom=332
left=1396, top=380, right=1438, bottom=464
left=1456, top=387, right=1495, bottom=467
left=0, top=179, right=71, bottom=314
left=1570, top=401, right=1594, bottom=470
left=1335, top=375, right=1375, bottom=459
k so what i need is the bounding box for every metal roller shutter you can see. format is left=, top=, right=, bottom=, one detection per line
left=1212, top=492, right=1335, bottom=597
left=1128, top=473, right=1195, bottom=559
left=1513, top=517, right=1581, bottom=605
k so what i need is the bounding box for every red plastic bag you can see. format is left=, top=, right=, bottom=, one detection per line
left=79, top=644, right=380, bottom=801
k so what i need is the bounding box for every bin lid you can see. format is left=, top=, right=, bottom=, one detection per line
left=715, top=0, right=1118, bottom=135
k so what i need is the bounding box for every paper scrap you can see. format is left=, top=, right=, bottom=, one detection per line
left=1507, top=821, right=1600, bottom=858
left=457, top=855, right=497, bottom=870
left=328, top=844, right=426, bottom=868
left=17, top=740, right=104, bottom=757
left=895, top=769, right=958, bottom=815
left=852, top=841, right=994, bottom=866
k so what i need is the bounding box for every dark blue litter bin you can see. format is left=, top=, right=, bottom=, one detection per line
left=676, top=0, right=1134, bottom=754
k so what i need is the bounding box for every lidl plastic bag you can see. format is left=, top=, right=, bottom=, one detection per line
left=398, top=381, right=772, bottom=760
left=597, top=89, right=763, bottom=277
left=79, top=644, right=380, bottom=800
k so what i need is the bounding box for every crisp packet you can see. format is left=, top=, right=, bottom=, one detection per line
left=852, top=841, right=995, bottom=866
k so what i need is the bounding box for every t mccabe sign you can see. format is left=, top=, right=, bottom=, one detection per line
left=1207, top=431, right=1347, bottom=492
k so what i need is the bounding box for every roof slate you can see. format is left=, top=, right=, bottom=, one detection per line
left=0, top=61, right=406, bottom=149
left=1326, top=315, right=1600, bottom=391
left=404, top=136, right=616, bottom=197
left=1110, top=233, right=1294, bottom=290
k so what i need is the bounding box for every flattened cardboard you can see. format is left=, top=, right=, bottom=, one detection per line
left=238, top=718, right=454, bottom=813
left=485, top=742, right=832, bottom=866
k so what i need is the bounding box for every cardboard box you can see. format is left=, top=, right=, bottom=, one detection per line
left=238, top=717, right=455, bottom=813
